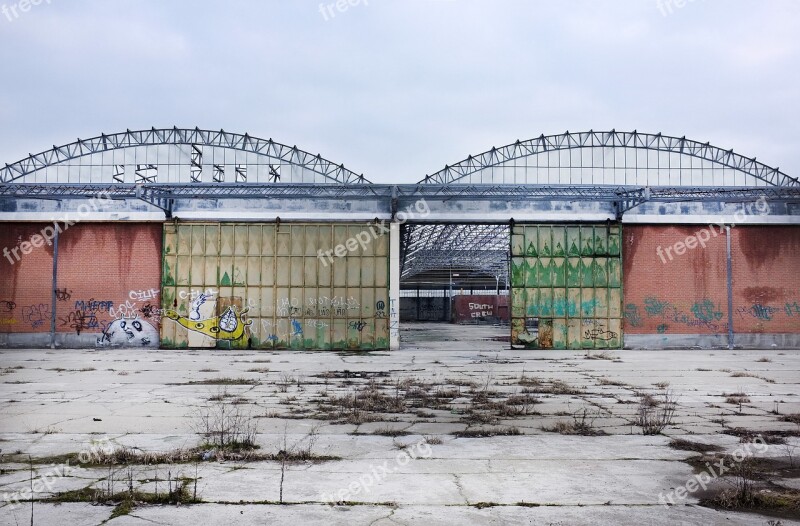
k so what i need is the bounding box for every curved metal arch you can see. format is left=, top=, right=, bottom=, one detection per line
left=419, top=130, right=798, bottom=187
left=0, top=127, right=370, bottom=184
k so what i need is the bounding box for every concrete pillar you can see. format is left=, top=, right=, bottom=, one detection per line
left=389, top=222, right=400, bottom=349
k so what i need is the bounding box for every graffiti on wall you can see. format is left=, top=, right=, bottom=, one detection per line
left=0, top=300, right=16, bottom=326
left=625, top=296, right=729, bottom=333
left=22, top=303, right=50, bottom=329
left=97, top=318, right=158, bottom=347
left=164, top=306, right=252, bottom=345
left=468, top=302, right=495, bottom=318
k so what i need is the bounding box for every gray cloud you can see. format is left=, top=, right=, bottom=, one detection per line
left=0, top=0, right=797, bottom=183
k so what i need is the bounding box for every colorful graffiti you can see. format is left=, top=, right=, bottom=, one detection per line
left=164, top=305, right=252, bottom=345
left=97, top=318, right=158, bottom=347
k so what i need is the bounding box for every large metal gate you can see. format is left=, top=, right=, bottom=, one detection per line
left=510, top=224, right=622, bottom=349
left=160, top=223, right=390, bottom=350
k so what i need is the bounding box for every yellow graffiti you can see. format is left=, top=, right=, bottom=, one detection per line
left=164, top=306, right=252, bottom=344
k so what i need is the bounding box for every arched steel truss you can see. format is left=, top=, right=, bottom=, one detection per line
left=419, top=130, right=799, bottom=187
left=0, top=127, right=369, bottom=185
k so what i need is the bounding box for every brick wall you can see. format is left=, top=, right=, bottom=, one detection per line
left=0, top=222, right=163, bottom=347
left=731, top=227, right=800, bottom=334
left=0, top=223, right=55, bottom=333
left=624, top=225, right=800, bottom=335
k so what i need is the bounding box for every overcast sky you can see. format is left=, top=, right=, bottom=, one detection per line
left=0, top=0, right=797, bottom=183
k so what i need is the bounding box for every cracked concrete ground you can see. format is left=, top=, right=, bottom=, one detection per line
left=1, top=323, right=799, bottom=525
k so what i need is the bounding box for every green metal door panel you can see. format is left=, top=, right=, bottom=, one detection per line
left=567, top=288, right=581, bottom=318
left=581, top=288, right=599, bottom=317
left=608, top=318, right=622, bottom=348
left=205, top=226, right=219, bottom=256
left=566, top=258, right=581, bottom=287
left=525, top=288, right=539, bottom=316
left=553, top=288, right=568, bottom=317
left=219, top=257, right=233, bottom=286
left=276, top=257, right=291, bottom=286
left=511, top=223, right=623, bottom=350
left=261, top=257, right=274, bottom=286
left=539, top=288, right=552, bottom=317
left=608, top=258, right=621, bottom=288
left=581, top=226, right=594, bottom=256
left=608, top=289, right=622, bottom=318
left=361, top=288, right=375, bottom=318
left=593, top=288, right=609, bottom=318
left=552, top=258, right=566, bottom=287
left=552, top=318, right=568, bottom=349
left=247, top=257, right=261, bottom=285
left=276, top=230, right=290, bottom=256
left=361, top=258, right=375, bottom=287
left=375, top=258, right=388, bottom=287
left=220, top=225, right=234, bottom=255
left=608, top=228, right=621, bottom=256
left=539, top=258, right=552, bottom=287
left=594, top=258, right=608, bottom=287
left=538, top=226, right=552, bottom=257
left=580, top=259, right=593, bottom=287
left=568, top=319, right=581, bottom=349
left=511, top=288, right=525, bottom=317
left=303, top=258, right=316, bottom=286
left=524, top=259, right=537, bottom=287
left=247, top=225, right=262, bottom=256
left=567, top=227, right=581, bottom=256
left=594, top=229, right=607, bottom=255
left=347, top=257, right=361, bottom=287
left=510, top=257, right=523, bottom=285
left=511, top=232, right=524, bottom=258
left=290, top=257, right=304, bottom=286
left=177, top=227, right=191, bottom=254
left=552, top=228, right=566, bottom=257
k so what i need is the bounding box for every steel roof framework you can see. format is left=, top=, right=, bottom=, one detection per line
left=420, top=130, right=800, bottom=188
left=0, top=127, right=368, bottom=185
left=2, top=128, right=799, bottom=286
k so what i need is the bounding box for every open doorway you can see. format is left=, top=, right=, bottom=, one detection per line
left=399, top=224, right=510, bottom=348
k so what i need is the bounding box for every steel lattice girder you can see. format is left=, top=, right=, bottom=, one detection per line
left=418, top=130, right=800, bottom=187
left=0, top=127, right=369, bottom=184
left=3, top=183, right=799, bottom=203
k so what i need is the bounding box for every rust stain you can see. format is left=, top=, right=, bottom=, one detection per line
left=741, top=286, right=786, bottom=304
left=622, top=226, right=641, bottom=277
left=737, top=227, right=800, bottom=271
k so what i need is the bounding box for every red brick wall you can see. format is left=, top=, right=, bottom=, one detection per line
left=731, top=227, right=800, bottom=333
left=624, top=225, right=800, bottom=335
left=0, top=223, right=163, bottom=342
left=56, top=223, right=163, bottom=339
left=0, top=223, right=55, bottom=333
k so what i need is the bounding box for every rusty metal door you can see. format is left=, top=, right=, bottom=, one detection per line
left=510, top=224, right=622, bottom=349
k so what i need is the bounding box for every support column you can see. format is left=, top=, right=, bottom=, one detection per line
left=389, top=222, right=400, bottom=349
left=726, top=226, right=734, bottom=350
left=49, top=225, right=59, bottom=349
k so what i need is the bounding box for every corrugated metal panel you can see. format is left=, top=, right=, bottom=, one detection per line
left=511, top=224, right=622, bottom=349
left=161, top=222, right=390, bottom=350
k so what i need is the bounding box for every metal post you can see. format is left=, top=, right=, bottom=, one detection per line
left=726, top=226, right=734, bottom=350
left=448, top=266, right=453, bottom=323
left=49, top=224, right=59, bottom=349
